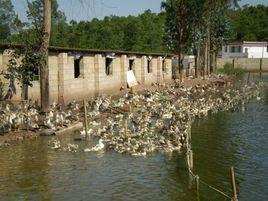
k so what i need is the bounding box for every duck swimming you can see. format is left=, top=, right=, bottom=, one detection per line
left=84, top=139, right=105, bottom=152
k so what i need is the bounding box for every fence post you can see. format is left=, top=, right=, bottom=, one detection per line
left=260, top=58, right=262, bottom=72
left=189, top=149, right=193, bottom=171
left=247, top=72, right=250, bottom=84
left=188, top=119, right=192, bottom=145
left=230, top=166, right=238, bottom=201
left=196, top=175, right=200, bottom=201
left=260, top=58, right=263, bottom=79
left=83, top=99, right=89, bottom=139
left=232, top=58, right=235, bottom=68
left=124, top=117, right=128, bottom=136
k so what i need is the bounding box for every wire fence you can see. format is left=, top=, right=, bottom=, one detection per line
left=185, top=118, right=238, bottom=201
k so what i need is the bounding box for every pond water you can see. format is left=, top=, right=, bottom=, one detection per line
left=0, top=73, right=267, bottom=201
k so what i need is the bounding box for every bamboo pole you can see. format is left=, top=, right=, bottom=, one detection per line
left=247, top=72, right=250, bottom=84
left=260, top=58, right=262, bottom=79
left=188, top=120, right=192, bottom=144
left=189, top=149, right=193, bottom=171
left=230, top=166, right=238, bottom=201
left=83, top=99, right=89, bottom=139
left=124, top=118, right=128, bottom=136
left=196, top=175, right=200, bottom=201
left=130, top=86, right=136, bottom=94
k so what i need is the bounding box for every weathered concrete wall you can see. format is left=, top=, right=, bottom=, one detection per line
left=0, top=49, right=173, bottom=103
left=98, top=55, right=123, bottom=95
left=217, top=58, right=268, bottom=72
left=163, top=58, right=172, bottom=82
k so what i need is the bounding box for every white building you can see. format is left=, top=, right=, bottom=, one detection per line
left=222, top=41, right=268, bottom=58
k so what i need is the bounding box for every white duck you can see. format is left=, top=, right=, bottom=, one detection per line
left=80, top=128, right=93, bottom=137
left=84, top=139, right=105, bottom=152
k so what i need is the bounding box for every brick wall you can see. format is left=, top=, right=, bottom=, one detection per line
left=217, top=58, right=268, bottom=72
left=0, top=49, right=173, bottom=103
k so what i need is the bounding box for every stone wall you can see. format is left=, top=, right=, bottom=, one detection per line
left=0, top=49, right=173, bottom=103
left=217, top=58, right=268, bottom=72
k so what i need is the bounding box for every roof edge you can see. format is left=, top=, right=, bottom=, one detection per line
left=0, top=43, right=172, bottom=57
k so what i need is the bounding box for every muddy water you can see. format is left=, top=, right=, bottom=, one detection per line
left=0, top=74, right=267, bottom=201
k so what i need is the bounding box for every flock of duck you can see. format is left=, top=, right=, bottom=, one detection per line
left=0, top=76, right=262, bottom=156
left=0, top=100, right=80, bottom=135
left=79, top=81, right=261, bottom=156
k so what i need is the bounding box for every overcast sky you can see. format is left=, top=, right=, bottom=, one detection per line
left=12, top=0, right=268, bottom=23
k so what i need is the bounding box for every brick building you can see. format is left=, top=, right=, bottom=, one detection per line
left=0, top=45, right=172, bottom=103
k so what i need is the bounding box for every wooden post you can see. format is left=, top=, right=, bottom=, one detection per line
left=188, top=120, right=191, bottom=144
left=124, top=117, right=128, bottom=136
left=189, top=149, right=193, bottom=171
left=247, top=72, right=250, bottom=84
left=232, top=58, right=235, bottom=69
left=83, top=99, right=88, bottom=138
left=230, top=166, right=238, bottom=201
left=196, top=175, right=200, bottom=201
left=260, top=58, right=263, bottom=79
left=260, top=58, right=262, bottom=72
left=130, top=86, right=136, bottom=94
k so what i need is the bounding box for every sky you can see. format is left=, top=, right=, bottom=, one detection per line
left=12, top=0, right=268, bottom=23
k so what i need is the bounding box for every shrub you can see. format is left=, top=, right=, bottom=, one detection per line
left=217, top=62, right=245, bottom=77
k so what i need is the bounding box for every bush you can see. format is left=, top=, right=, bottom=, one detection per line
left=217, top=62, right=245, bottom=77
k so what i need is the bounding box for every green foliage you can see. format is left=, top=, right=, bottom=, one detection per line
left=60, top=11, right=167, bottom=53
left=216, top=62, right=245, bottom=77
left=2, top=0, right=268, bottom=54
left=0, top=0, right=23, bottom=41
left=229, top=5, right=268, bottom=41
left=4, top=46, right=41, bottom=87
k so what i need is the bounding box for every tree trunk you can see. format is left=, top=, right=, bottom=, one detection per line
left=40, top=0, right=51, bottom=112
left=207, top=31, right=211, bottom=74
left=21, top=83, right=28, bottom=100
left=178, top=0, right=184, bottom=82
left=204, top=38, right=208, bottom=77
left=212, top=51, right=216, bottom=72
left=195, top=46, right=200, bottom=78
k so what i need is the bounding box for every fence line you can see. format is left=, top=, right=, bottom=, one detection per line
left=185, top=117, right=237, bottom=201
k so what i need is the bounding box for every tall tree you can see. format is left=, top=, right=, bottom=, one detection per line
left=161, top=0, right=198, bottom=79
left=0, top=0, right=22, bottom=41
left=40, top=0, right=51, bottom=112
left=230, top=5, right=268, bottom=41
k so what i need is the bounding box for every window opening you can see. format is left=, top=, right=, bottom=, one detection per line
left=129, top=59, right=134, bottom=71
left=162, top=59, right=166, bottom=72
left=74, top=56, right=82, bottom=78
left=106, top=58, right=113, bottom=75
left=147, top=57, right=152, bottom=73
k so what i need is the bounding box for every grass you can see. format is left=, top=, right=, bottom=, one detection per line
left=216, top=62, right=245, bottom=77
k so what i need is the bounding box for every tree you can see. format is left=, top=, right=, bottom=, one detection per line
left=0, top=0, right=22, bottom=41
left=4, top=44, right=41, bottom=100
left=230, top=5, right=268, bottom=42
left=202, top=0, right=240, bottom=73
left=161, top=0, right=198, bottom=79
left=39, top=0, right=51, bottom=112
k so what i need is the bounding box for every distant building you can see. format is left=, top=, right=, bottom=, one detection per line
left=222, top=41, right=268, bottom=58
left=172, top=55, right=195, bottom=69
